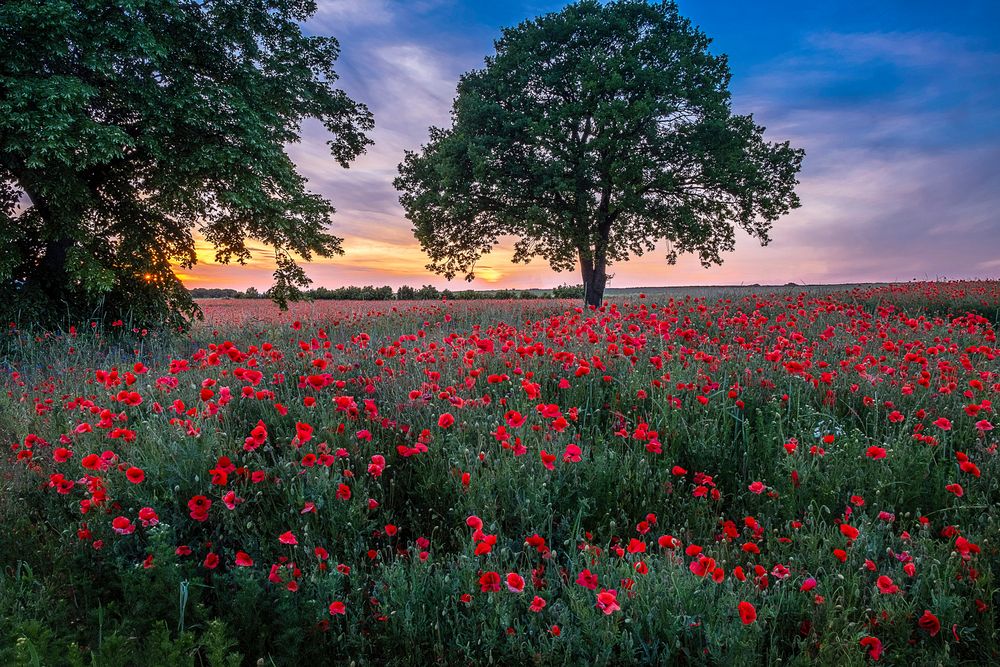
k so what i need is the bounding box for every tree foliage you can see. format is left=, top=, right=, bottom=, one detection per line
left=395, top=0, right=804, bottom=306
left=0, top=0, right=373, bottom=326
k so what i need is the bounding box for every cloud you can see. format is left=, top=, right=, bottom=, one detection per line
left=694, top=30, right=1000, bottom=285
left=181, top=22, right=1000, bottom=290
left=311, top=0, right=396, bottom=28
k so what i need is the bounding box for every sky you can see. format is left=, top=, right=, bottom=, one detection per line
left=178, top=0, right=1000, bottom=291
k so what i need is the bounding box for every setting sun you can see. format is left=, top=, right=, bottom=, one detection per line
left=475, top=267, right=503, bottom=283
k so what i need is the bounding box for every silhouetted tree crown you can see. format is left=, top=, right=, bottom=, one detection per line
left=1, top=0, right=373, bottom=326
left=395, top=0, right=804, bottom=306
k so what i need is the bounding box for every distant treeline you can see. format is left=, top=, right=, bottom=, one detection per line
left=189, top=284, right=585, bottom=301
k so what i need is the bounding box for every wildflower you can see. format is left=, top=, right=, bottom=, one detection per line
left=738, top=601, right=757, bottom=625
left=111, top=516, right=135, bottom=535
left=479, top=571, right=501, bottom=592
left=540, top=450, right=556, bottom=470
left=506, top=572, right=525, bottom=593
left=859, top=636, right=882, bottom=660
left=187, top=495, right=211, bottom=522
left=138, top=507, right=158, bottom=526
left=876, top=575, right=900, bottom=594
left=576, top=569, right=598, bottom=590
left=689, top=555, right=715, bottom=577
left=865, top=446, right=886, bottom=460
left=917, top=610, right=940, bottom=637
left=595, top=589, right=620, bottom=615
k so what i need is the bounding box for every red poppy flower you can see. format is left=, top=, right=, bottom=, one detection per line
left=279, top=531, right=298, bottom=545
left=933, top=417, right=951, bottom=430
left=576, top=569, right=598, bottom=590
left=876, top=575, right=899, bottom=594
left=138, top=507, right=158, bottom=526
left=187, top=495, right=211, bottom=522
left=859, top=636, right=882, bottom=660
left=738, top=601, right=757, bottom=625
left=658, top=534, right=678, bottom=549
left=689, top=555, right=716, bottom=577
left=111, top=516, right=135, bottom=535
left=479, top=571, right=501, bottom=592
left=595, top=588, right=620, bottom=615
left=329, top=601, right=346, bottom=615
left=505, top=572, right=525, bottom=593
left=917, top=609, right=940, bottom=636
left=865, top=446, right=886, bottom=460
left=437, top=413, right=455, bottom=429
left=540, top=450, right=556, bottom=470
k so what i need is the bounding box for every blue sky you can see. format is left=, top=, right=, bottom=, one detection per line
left=184, top=0, right=1000, bottom=289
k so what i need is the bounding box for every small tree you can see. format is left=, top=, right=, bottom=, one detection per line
left=1, top=0, right=373, bottom=326
left=415, top=284, right=440, bottom=300
left=395, top=0, right=803, bottom=306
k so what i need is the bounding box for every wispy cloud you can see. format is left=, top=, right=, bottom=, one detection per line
left=181, top=19, right=1000, bottom=290
left=311, top=0, right=396, bottom=28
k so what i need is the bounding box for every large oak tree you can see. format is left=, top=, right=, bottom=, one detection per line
left=396, top=0, right=804, bottom=306
left=0, top=0, right=373, bottom=326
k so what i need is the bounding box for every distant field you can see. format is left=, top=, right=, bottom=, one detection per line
left=603, top=282, right=890, bottom=297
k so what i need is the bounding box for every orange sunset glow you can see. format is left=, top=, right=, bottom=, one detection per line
left=173, top=1, right=999, bottom=293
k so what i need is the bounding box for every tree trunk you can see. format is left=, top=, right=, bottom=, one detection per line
left=580, top=251, right=607, bottom=308
left=19, top=184, right=74, bottom=303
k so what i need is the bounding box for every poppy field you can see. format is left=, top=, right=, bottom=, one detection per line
left=2, top=281, right=999, bottom=665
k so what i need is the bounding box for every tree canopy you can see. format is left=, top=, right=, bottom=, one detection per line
left=0, top=0, right=373, bottom=326
left=395, top=0, right=804, bottom=306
